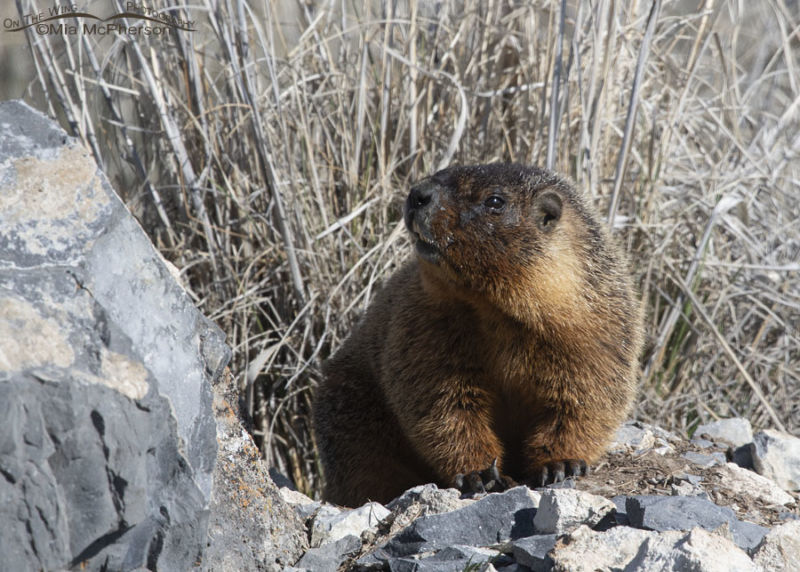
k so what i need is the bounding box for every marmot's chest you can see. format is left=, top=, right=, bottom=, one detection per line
left=489, top=386, right=555, bottom=478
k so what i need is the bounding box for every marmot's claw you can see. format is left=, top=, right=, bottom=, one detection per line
left=454, top=460, right=517, bottom=496
left=530, top=459, right=588, bottom=488
left=454, top=471, right=486, bottom=495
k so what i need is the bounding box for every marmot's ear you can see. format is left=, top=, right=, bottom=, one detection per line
left=533, top=191, right=562, bottom=231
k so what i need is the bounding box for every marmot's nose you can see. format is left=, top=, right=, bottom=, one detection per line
left=404, top=181, right=439, bottom=237
left=408, top=183, right=435, bottom=210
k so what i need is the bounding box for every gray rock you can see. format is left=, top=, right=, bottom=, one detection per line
left=378, top=485, right=478, bottom=549
left=311, top=501, right=390, bottom=547
left=551, top=526, right=657, bottom=571
left=551, top=525, right=757, bottom=572
left=542, top=478, right=576, bottom=490
left=672, top=528, right=758, bottom=571
left=679, top=472, right=704, bottom=486
left=732, top=444, right=755, bottom=470
left=682, top=451, right=727, bottom=468
left=714, top=462, right=794, bottom=506
left=354, top=551, right=386, bottom=569
left=295, top=501, right=325, bottom=523
left=625, top=495, right=768, bottom=553
left=382, top=486, right=538, bottom=557
left=695, top=418, right=754, bottom=447
left=608, top=422, right=655, bottom=453
left=691, top=438, right=717, bottom=449
left=295, top=534, right=361, bottom=572
left=608, top=421, right=677, bottom=455
left=671, top=481, right=708, bottom=498
left=444, top=545, right=503, bottom=560
left=387, top=483, right=473, bottom=516
left=0, top=377, right=207, bottom=571
left=533, top=489, right=616, bottom=534
left=385, top=545, right=501, bottom=572
left=610, top=495, right=628, bottom=513
left=203, top=369, right=307, bottom=570
left=280, top=487, right=323, bottom=521
left=750, top=429, right=800, bottom=491
left=731, top=520, right=771, bottom=554
left=387, top=557, right=469, bottom=572
left=416, top=545, right=502, bottom=572
left=493, top=565, right=529, bottom=572
left=603, top=495, right=631, bottom=527
left=0, top=100, right=229, bottom=570
left=510, top=534, right=557, bottom=571
left=668, top=472, right=706, bottom=499
left=752, top=520, right=800, bottom=571
left=309, top=504, right=346, bottom=544
left=626, top=495, right=735, bottom=532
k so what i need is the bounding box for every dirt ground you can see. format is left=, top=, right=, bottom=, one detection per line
left=577, top=441, right=800, bottom=527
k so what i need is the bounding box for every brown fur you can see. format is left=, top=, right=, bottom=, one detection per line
left=313, top=164, right=644, bottom=507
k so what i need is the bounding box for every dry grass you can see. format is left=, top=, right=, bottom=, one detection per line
left=15, top=0, right=799, bottom=497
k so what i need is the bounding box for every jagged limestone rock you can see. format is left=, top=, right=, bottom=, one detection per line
left=551, top=525, right=757, bottom=572
left=533, top=489, right=616, bottom=535
left=695, top=418, right=754, bottom=448
left=380, top=486, right=538, bottom=558
left=752, top=520, right=800, bottom=570
left=386, top=483, right=474, bottom=516
left=0, top=100, right=305, bottom=571
left=750, top=430, right=800, bottom=491
left=0, top=99, right=225, bottom=570
left=204, top=369, right=308, bottom=570
left=714, top=462, right=795, bottom=507
left=310, top=501, right=390, bottom=548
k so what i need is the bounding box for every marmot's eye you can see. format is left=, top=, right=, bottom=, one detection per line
left=484, top=195, right=505, bottom=210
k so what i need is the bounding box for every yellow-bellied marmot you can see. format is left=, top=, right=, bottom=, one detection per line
left=313, top=163, right=643, bottom=507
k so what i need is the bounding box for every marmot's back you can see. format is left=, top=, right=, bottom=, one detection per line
left=313, top=164, right=643, bottom=507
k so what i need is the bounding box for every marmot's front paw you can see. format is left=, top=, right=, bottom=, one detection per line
left=454, top=459, right=517, bottom=496
left=529, top=459, right=588, bottom=488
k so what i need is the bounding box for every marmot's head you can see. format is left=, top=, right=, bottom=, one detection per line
left=404, top=163, right=602, bottom=321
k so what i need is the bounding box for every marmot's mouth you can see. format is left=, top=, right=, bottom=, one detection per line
left=412, top=235, right=441, bottom=262
left=415, top=239, right=438, bottom=257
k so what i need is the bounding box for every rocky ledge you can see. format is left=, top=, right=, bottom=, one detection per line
left=0, top=100, right=306, bottom=571
left=284, top=419, right=800, bottom=571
